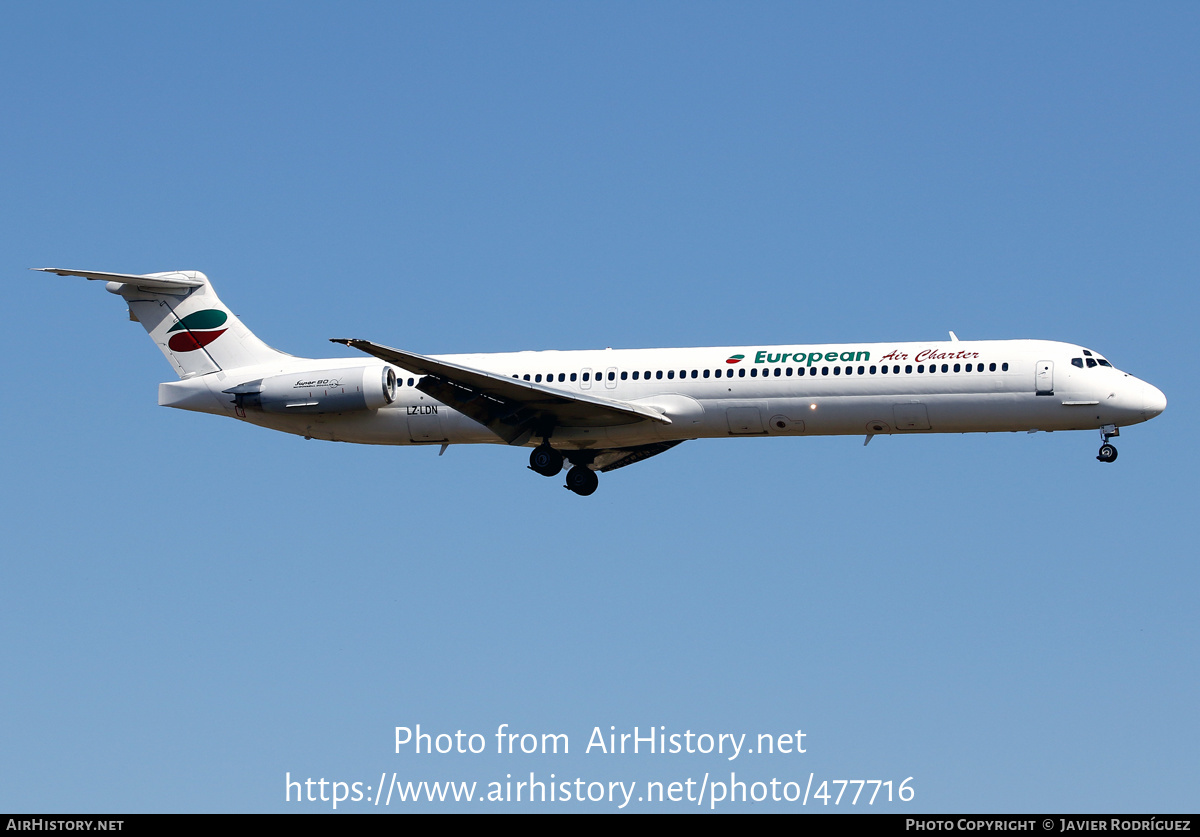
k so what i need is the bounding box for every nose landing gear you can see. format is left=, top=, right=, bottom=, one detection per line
left=1096, top=425, right=1119, bottom=463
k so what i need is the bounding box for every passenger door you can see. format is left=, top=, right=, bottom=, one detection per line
left=1036, top=361, right=1054, bottom=395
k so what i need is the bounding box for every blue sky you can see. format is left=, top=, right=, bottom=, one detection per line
left=2, top=2, right=1196, bottom=812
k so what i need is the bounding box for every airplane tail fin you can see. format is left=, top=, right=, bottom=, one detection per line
left=38, top=268, right=291, bottom=378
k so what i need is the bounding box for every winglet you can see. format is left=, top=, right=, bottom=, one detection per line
left=949, top=331, right=959, bottom=342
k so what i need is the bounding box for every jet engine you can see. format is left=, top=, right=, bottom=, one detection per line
left=224, top=365, right=396, bottom=414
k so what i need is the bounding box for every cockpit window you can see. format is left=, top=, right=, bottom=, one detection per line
left=1096, top=359, right=1112, bottom=367
left=1083, top=349, right=1093, bottom=356
left=1086, top=358, right=1097, bottom=368
left=1072, top=358, right=1083, bottom=368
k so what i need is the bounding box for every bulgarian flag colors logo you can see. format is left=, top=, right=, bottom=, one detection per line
left=167, top=309, right=228, bottom=352
left=726, top=354, right=744, bottom=364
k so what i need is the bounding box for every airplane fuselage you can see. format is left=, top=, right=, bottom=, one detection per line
left=161, top=338, right=1164, bottom=450
left=44, top=267, right=1166, bottom=495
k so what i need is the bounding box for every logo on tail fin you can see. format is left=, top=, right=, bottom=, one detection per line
left=167, top=309, right=228, bottom=352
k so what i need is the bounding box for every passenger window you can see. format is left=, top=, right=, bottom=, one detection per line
left=608, top=371, right=615, bottom=381
left=1002, top=363, right=1009, bottom=371
left=822, top=367, right=829, bottom=376
left=750, top=368, right=758, bottom=377
left=905, top=365, right=912, bottom=374
left=989, top=363, right=996, bottom=372
left=582, top=372, right=589, bottom=381
left=953, top=364, right=960, bottom=372
left=880, top=365, right=887, bottom=374
left=785, top=367, right=793, bottom=376
left=703, top=369, right=710, bottom=378
left=656, top=370, right=663, bottom=380
left=691, top=370, right=698, bottom=378
left=668, top=370, right=675, bottom=379
left=620, top=371, right=628, bottom=380
left=524, top=374, right=531, bottom=381
left=570, top=373, right=577, bottom=381
left=858, top=365, right=865, bottom=375
left=918, top=364, right=925, bottom=373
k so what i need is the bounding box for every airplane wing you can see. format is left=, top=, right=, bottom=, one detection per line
left=332, top=338, right=670, bottom=445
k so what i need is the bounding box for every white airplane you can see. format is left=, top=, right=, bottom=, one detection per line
left=43, top=267, right=1167, bottom=496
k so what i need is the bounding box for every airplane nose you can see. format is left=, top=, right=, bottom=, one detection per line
left=1143, top=383, right=1167, bottom=417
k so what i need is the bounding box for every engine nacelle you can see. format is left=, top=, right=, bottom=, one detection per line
left=225, top=365, right=396, bottom=414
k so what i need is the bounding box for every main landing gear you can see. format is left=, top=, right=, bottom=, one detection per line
left=528, top=443, right=600, bottom=495
left=564, top=465, right=599, bottom=497
left=1096, top=425, right=1119, bottom=463
left=528, top=443, right=564, bottom=477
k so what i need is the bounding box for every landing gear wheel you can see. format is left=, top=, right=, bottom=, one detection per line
left=1097, top=443, right=1118, bottom=463
left=529, top=444, right=564, bottom=477
left=564, top=465, right=599, bottom=496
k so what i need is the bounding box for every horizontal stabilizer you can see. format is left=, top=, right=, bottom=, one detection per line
left=46, top=266, right=288, bottom=377
left=34, top=267, right=204, bottom=292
